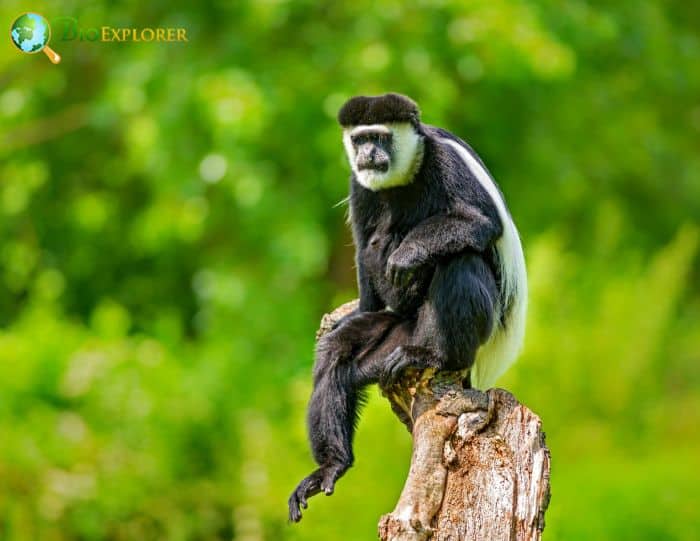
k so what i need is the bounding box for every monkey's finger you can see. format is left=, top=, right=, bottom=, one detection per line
left=386, top=265, right=402, bottom=287
left=321, top=480, right=335, bottom=496
left=395, top=267, right=414, bottom=288
left=389, top=356, right=414, bottom=382
left=321, top=472, right=337, bottom=495
left=321, top=478, right=333, bottom=495
left=385, top=265, right=396, bottom=286
left=288, top=495, right=302, bottom=522
left=378, top=368, right=389, bottom=388
left=392, top=360, right=409, bottom=379
left=299, top=485, right=314, bottom=507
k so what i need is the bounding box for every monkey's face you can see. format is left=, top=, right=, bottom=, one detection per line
left=343, top=123, right=424, bottom=191
left=350, top=127, right=392, bottom=173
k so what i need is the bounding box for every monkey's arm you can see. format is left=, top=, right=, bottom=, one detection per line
left=386, top=210, right=501, bottom=287
left=331, top=259, right=385, bottom=332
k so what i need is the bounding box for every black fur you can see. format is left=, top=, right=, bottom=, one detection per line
left=289, top=94, right=506, bottom=522
left=338, top=93, right=420, bottom=127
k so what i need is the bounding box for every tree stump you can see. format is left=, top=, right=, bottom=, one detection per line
left=319, top=302, right=551, bottom=541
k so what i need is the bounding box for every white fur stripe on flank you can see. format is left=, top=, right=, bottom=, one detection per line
left=440, top=138, right=528, bottom=390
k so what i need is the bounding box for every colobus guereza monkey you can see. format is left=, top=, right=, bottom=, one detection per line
left=288, top=93, right=527, bottom=522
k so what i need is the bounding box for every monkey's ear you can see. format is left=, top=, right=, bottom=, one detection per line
left=338, top=93, right=420, bottom=127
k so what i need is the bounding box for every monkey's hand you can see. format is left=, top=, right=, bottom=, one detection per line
left=386, top=241, right=429, bottom=288
left=288, top=465, right=345, bottom=523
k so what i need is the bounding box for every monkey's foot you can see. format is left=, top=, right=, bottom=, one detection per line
left=380, top=345, right=439, bottom=387
left=288, top=465, right=345, bottom=523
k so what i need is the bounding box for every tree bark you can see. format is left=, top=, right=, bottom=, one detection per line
left=319, top=302, right=551, bottom=541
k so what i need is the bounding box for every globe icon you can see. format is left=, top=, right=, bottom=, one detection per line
left=10, top=12, right=61, bottom=64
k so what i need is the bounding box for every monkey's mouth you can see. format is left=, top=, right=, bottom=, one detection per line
left=358, top=162, right=389, bottom=173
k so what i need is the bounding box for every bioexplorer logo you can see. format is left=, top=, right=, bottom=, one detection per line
left=10, top=12, right=188, bottom=64
left=10, top=13, right=61, bottom=64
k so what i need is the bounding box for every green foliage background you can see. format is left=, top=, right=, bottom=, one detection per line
left=1, top=1, right=699, bottom=539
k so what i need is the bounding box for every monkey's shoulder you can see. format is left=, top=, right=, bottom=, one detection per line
left=421, top=127, right=505, bottom=226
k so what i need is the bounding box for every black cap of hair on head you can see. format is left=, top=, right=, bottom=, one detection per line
left=337, top=93, right=420, bottom=127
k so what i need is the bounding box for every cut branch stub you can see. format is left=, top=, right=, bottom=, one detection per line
left=317, top=303, right=550, bottom=541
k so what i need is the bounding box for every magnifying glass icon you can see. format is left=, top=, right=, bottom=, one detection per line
left=10, top=12, right=61, bottom=64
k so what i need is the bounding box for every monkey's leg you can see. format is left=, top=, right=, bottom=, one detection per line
left=288, top=311, right=411, bottom=522
left=382, top=253, right=498, bottom=385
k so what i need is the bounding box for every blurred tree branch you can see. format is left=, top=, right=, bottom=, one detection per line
left=0, top=103, right=89, bottom=153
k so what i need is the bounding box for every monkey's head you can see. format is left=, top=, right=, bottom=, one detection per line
left=338, top=93, right=425, bottom=191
